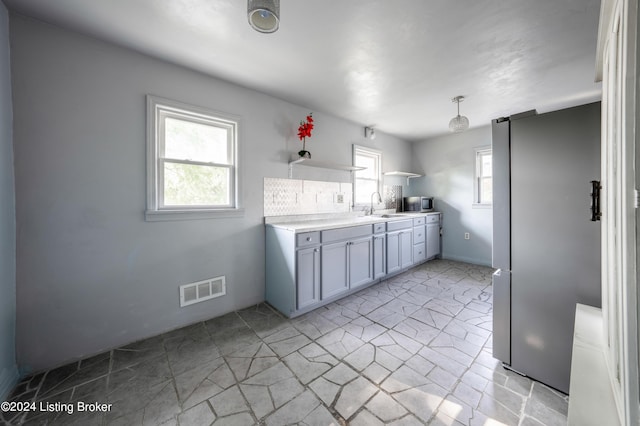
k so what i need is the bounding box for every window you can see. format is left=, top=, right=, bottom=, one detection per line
left=353, top=145, right=382, bottom=206
left=146, top=96, right=242, bottom=221
left=474, top=147, right=492, bottom=206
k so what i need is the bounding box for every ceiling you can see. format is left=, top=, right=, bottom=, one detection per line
left=2, top=0, right=603, bottom=141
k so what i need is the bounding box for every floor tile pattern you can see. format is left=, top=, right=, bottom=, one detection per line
left=2, top=260, right=569, bottom=425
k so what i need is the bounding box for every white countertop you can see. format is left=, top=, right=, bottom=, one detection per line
left=265, top=211, right=440, bottom=233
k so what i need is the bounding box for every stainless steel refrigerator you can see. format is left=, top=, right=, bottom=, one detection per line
left=491, top=103, right=601, bottom=394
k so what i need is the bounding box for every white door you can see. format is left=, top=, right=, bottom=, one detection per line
left=597, top=0, right=639, bottom=423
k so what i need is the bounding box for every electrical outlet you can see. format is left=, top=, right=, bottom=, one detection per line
left=464, top=232, right=470, bottom=240
left=336, top=194, right=344, bottom=203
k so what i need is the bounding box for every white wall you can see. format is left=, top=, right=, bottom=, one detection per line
left=0, top=2, right=17, bottom=399
left=410, top=126, right=493, bottom=266
left=9, top=14, right=413, bottom=373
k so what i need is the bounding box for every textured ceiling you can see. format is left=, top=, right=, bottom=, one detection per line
left=2, top=0, right=603, bottom=141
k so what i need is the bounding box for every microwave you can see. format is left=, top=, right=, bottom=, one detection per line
left=403, top=196, right=434, bottom=212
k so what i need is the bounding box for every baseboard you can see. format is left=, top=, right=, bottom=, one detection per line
left=441, top=253, right=492, bottom=267
left=0, top=365, right=19, bottom=401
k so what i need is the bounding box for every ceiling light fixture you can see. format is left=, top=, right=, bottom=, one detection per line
left=248, top=0, right=280, bottom=33
left=449, top=95, right=469, bottom=133
left=364, top=126, right=376, bottom=140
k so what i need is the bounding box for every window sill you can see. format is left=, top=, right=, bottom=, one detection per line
left=145, top=208, right=245, bottom=222
left=472, top=203, right=492, bottom=209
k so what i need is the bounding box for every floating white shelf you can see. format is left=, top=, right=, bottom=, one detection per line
left=288, top=155, right=365, bottom=178
left=384, top=171, right=422, bottom=185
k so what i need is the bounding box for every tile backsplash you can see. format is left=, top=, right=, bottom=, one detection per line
left=385, top=185, right=402, bottom=211
left=264, top=178, right=403, bottom=217
left=264, top=177, right=352, bottom=216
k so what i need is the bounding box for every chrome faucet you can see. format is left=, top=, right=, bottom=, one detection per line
left=370, top=191, right=382, bottom=215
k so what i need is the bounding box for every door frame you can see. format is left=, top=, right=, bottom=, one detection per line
left=597, top=0, right=639, bottom=423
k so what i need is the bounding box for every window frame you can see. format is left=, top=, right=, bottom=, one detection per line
left=352, top=145, right=383, bottom=208
left=473, top=146, right=493, bottom=208
left=146, top=95, right=243, bottom=221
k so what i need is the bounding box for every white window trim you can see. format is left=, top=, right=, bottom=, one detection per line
left=352, top=145, right=383, bottom=208
left=473, top=146, right=492, bottom=208
left=145, top=95, right=244, bottom=221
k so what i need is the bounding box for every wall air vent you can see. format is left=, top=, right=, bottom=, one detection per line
left=179, top=276, right=226, bottom=307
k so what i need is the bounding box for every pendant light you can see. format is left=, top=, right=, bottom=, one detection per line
left=248, top=0, right=280, bottom=33
left=449, top=95, right=469, bottom=133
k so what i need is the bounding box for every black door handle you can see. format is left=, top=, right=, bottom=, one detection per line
left=590, top=180, right=602, bottom=221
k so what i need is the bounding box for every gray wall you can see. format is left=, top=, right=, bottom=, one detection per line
left=0, top=2, right=17, bottom=399
left=10, top=15, right=413, bottom=373
left=410, top=126, right=493, bottom=266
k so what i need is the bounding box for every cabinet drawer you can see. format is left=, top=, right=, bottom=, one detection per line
left=322, top=224, right=372, bottom=244
left=413, top=217, right=425, bottom=226
left=426, top=214, right=440, bottom=223
left=413, top=226, right=425, bottom=244
left=297, top=231, right=320, bottom=247
left=413, top=244, right=426, bottom=262
left=387, top=219, right=413, bottom=232
left=373, top=223, right=386, bottom=234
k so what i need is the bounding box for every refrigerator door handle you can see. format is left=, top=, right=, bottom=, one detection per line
left=590, top=180, right=602, bottom=221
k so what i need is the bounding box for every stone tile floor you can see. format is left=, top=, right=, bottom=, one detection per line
left=2, top=260, right=569, bottom=425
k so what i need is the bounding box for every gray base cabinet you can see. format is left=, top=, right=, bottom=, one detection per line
left=413, top=243, right=426, bottom=263
left=387, top=230, right=413, bottom=274
left=349, top=237, right=374, bottom=289
left=387, top=218, right=414, bottom=274
left=373, top=234, right=386, bottom=279
left=321, top=229, right=374, bottom=298
left=296, top=246, right=320, bottom=309
left=321, top=241, right=349, bottom=299
left=265, top=212, right=442, bottom=318
left=425, top=213, right=441, bottom=260
left=426, top=223, right=440, bottom=259
left=412, top=217, right=426, bottom=264
left=400, top=231, right=413, bottom=269
left=386, top=232, right=400, bottom=274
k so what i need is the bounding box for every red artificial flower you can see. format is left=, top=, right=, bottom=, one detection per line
left=298, top=113, right=314, bottom=141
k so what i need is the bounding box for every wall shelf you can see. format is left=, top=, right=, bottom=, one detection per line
left=289, top=155, right=365, bottom=178
left=384, top=171, right=422, bottom=185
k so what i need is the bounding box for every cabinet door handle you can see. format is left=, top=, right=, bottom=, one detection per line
left=307, top=237, right=312, bottom=242
left=314, top=248, right=319, bottom=253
